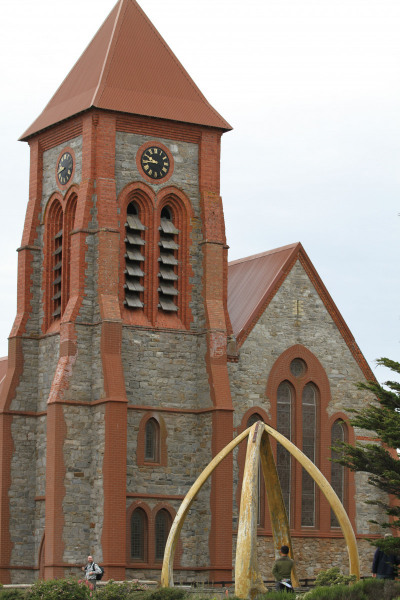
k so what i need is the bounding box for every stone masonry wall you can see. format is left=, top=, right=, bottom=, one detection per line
left=115, top=132, right=205, bottom=331
left=9, top=416, right=36, bottom=580
left=253, top=536, right=375, bottom=580
left=127, top=411, right=212, bottom=571
left=122, top=328, right=209, bottom=410
left=229, top=259, right=383, bottom=576
left=62, top=404, right=105, bottom=565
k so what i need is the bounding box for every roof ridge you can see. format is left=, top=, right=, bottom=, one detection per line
left=123, top=0, right=227, bottom=125
left=91, top=0, right=125, bottom=106
left=228, top=242, right=300, bottom=266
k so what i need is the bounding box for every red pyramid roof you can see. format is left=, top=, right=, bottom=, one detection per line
left=21, top=0, right=231, bottom=140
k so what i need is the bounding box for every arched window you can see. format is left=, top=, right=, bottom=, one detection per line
left=301, top=383, right=317, bottom=526
left=48, top=200, right=64, bottom=321
left=331, top=420, right=346, bottom=527
left=145, top=418, right=160, bottom=463
left=45, top=193, right=78, bottom=329
left=158, top=205, right=179, bottom=312
left=155, top=509, right=172, bottom=561
left=63, top=194, right=77, bottom=311
left=124, top=201, right=146, bottom=309
left=247, top=413, right=265, bottom=526
left=277, top=382, right=293, bottom=523
left=130, top=508, right=147, bottom=561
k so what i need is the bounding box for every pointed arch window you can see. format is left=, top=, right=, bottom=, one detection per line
left=50, top=205, right=63, bottom=319
left=131, top=508, right=147, bottom=561
left=301, top=383, right=317, bottom=526
left=145, top=418, right=160, bottom=463
left=158, top=206, right=179, bottom=312
left=247, top=413, right=265, bottom=527
left=331, top=420, right=347, bottom=527
left=124, top=201, right=146, bottom=309
left=277, top=381, right=293, bottom=523
left=45, top=194, right=77, bottom=328
left=155, top=509, right=172, bottom=562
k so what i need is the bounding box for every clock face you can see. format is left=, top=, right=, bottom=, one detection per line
left=57, top=152, right=73, bottom=185
left=140, top=146, right=170, bottom=180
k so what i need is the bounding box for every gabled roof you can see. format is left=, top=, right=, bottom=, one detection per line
left=228, top=243, right=374, bottom=381
left=21, top=0, right=231, bottom=140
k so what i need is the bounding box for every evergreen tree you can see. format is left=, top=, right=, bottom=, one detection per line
left=332, top=358, right=400, bottom=553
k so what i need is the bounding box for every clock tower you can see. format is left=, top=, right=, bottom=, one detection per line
left=0, top=0, right=233, bottom=583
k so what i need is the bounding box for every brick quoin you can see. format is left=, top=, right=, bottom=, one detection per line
left=199, top=130, right=233, bottom=581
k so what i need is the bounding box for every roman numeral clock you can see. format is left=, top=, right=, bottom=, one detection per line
left=137, top=143, right=174, bottom=183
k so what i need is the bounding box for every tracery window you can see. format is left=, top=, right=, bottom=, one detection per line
left=130, top=508, right=147, bottom=561
left=267, top=347, right=354, bottom=533
left=155, top=509, right=172, bottom=561
left=247, top=413, right=265, bottom=526
left=277, top=382, right=293, bottom=523
left=331, top=420, right=346, bottom=527
left=301, top=383, right=317, bottom=526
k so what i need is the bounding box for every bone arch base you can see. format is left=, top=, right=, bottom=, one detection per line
left=161, top=422, right=360, bottom=599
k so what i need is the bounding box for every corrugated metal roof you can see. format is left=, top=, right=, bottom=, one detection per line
left=228, top=243, right=300, bottom=341
left=227, top=243, right=376, bottom=382
left=20, top=0, right=231, bottom=140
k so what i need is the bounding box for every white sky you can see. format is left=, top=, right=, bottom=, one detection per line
left=0, top=0, right=399, bottom=384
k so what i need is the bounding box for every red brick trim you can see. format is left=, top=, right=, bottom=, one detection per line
left=326, top=413, right=356, bottom=529
left=209, top=410, right=233, bottom=582
left=137, top=413, right=168, bottom=467
left=42, top=188, right=78, bottom=332
left=23, top=117, right=82, bottom=149
left=265, top=345, right=358, bottom=534
left=235, top=246, right=300, bottom=348
left=136, top=141, right=174, bottom=184
left=102, top=401, right=128, bottom=581
left=235, top=244, right=375, bottom=384
left=116, top=112, right=202, bottom=144
left=297, top=250, right=375, bottom=382
left=154, top=187, right=194, bottom=329
left=44, top=403, right=66, bottom=580
left=118, top=181, right=155, bottom=326
left=126, top=501, right=151, bottom=565
left=126, top=501, right=180, bottom=568
left=127, top=493, right=185, bottom=500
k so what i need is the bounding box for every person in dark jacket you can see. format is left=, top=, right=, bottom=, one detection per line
left=372, top=534, right=399, bottom=579
left=272, top=545, right=295, bottom=593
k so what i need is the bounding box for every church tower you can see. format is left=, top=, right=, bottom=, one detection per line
left=0, top=0, right=234, bottom=583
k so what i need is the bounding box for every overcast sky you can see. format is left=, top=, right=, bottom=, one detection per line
left=1, top=0, right=399, bottom=384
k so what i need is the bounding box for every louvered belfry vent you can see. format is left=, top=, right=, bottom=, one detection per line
left=124, top=203, right=146, bottom=309
left=52, top=228, right=63, bottom=317
left=158, top=207, right=179, bottom=312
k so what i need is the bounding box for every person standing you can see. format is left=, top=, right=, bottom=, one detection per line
left=82, top=555, right=102, bottom=591
left=272, top=545, right=295, bottom=593
left=372, top=534, right=399, bottom=580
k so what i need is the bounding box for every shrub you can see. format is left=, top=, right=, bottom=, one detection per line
left=147, top=588, right=186, bottom=600
left=256, top=592, right=293, bottom=599
left=0, top=590, right=27, bottom=600
left=98, top=580, right=150, bottom=600
left=27, top=578, right=90, bottom=600
left=314, top=568, right=356, bottom=588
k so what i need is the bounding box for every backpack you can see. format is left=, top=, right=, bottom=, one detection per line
left=93, top=563, right=105, bottom=580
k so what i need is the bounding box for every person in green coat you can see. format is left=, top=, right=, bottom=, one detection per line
left=272, top=545, right=295, bottom=593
